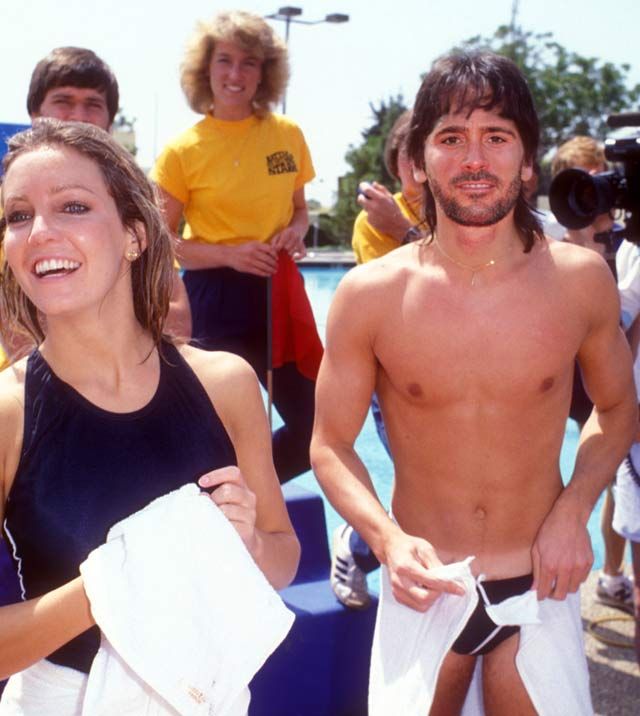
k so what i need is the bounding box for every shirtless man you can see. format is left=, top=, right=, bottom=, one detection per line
left=310, top=51, right=637, bottom=715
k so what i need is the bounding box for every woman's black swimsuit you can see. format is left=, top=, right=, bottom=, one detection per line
left=2, top=342, right=236, bottom=673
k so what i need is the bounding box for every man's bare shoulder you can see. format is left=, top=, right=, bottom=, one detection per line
left=546, top=238, right=610, bottom=273
left=341, top=243, right=418, bottom=295
left=544, top=240, right=619, bottom=323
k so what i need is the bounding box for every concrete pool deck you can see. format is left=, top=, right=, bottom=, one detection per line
left=581, top=569, right=638, bottom=715
left=299, top=249, right=355, bottom=266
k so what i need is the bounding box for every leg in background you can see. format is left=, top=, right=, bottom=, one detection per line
left=601, top=484, right=627, bottom=576
left=349, top=529, right=380, bottom=573
left=597, top=483, right=633, bottom=613
left=271, top=362, right=316, bottom=483
left=632, top=540, right=640, bottom=666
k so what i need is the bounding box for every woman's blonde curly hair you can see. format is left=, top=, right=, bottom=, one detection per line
left=180, top=11, right=289, bottom=118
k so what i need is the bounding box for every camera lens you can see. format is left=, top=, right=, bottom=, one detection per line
left=570, top=175, right=598, bottom=217
left=549, top=168, right=618, bottom=230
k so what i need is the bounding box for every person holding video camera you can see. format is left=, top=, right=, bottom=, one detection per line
left=549, top=135, right=633, bottom=614
left=550, top=137, right=620, bottom=259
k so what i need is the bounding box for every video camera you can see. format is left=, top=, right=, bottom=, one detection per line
left=549, top=113, right=640, bottom=245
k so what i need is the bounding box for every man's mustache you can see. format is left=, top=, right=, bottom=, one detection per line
left=451, top=171, right=500, bottom=185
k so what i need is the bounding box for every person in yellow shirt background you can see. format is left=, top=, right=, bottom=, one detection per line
left=152, top=11, right=322, bottom=484
left=352, top=110, right=424, bottom=265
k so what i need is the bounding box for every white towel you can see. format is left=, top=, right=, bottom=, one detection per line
left=369, top=558, right=592, bottom=716
left=0, top=660, right=87, bottom=715
left=79, top=483, right=295, bottom=716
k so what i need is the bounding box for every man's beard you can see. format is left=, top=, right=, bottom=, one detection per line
left=428, top=169, right=522, bottom=227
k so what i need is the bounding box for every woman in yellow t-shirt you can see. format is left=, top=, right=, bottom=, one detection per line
left=152, top=11, right=320, bottom=483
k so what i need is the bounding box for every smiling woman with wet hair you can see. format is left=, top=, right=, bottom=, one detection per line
left=0, top=118, right=299, bottom=711
left=0, top=119, right=173, bottom=347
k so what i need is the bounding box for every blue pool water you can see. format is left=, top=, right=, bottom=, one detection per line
left=287, top=265, right=606, bottom=571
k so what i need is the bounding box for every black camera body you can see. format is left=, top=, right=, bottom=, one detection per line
left=549, top=113, right=640, bottom=244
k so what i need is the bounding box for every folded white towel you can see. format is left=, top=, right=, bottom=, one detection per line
left=369, top=558, right=592, bottom=716
left=79, top=483, right=294, bottom=716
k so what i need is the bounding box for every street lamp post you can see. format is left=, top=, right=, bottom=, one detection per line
left=265, top=5, right=349, bottom=113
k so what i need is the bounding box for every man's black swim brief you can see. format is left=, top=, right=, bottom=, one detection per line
left=451, top=573, right=534, bottom=656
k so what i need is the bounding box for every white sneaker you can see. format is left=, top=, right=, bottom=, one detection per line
left=596, top=573, right=634, bottom=614
left=330, top=524, right=371, bottom=610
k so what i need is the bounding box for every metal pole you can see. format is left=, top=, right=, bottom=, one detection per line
left=267, top=275, right=273, bottom=429
left=270, top=11, right=291, bottom=427
left=282, top=15, right=291, bottom=113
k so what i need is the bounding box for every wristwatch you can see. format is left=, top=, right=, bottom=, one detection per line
left=401, top=225, right=423, bottom=244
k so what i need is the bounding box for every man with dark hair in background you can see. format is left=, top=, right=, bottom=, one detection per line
left=26, top=46, right=119, bottom=130
left=1, top=47, right=190, bottom=370
left=312, top=51, right=636, bottom=714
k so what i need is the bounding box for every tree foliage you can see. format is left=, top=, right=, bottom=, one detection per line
left=326, top=95, right=407, bottom=245
left=328, top=27, right=640, bottom=240
left=112, top=109, right=138, bottom=156
left=460, top=25, right=640, bottom=157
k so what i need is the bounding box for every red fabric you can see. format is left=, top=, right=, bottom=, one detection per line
left=271, top=253, right=323, bottom=381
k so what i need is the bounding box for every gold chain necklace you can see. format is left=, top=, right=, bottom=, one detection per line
left=433, top=236, right=513, bottom=286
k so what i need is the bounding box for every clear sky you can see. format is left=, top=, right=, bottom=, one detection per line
left=2, top=0, right=639, bottom=205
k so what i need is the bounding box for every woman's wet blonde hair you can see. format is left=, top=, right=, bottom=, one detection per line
left=0, top=119, right=175, bottom=349
left=180, top=10, right=289, bottom=118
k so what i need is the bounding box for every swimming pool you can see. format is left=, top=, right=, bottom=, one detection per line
left=292, top=265, right=605, bottom=572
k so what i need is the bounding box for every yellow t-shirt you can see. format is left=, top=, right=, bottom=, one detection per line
left=351, top=192, right=418, bottom=264
left=151, top=113, right=315, bottom=246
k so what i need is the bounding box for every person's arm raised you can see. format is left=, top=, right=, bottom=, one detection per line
left=184, top=347, right=300, bottom=589
left=533, top=251, right=637, bottom=600
left=0, top=372, right=94, bottom=679
left=356, top=181, right=413, bottom=242
left=157, top=187, right=278, bottom=277
left=310, top=268, right=464, bottom=611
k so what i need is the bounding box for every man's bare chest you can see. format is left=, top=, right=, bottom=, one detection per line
left=373, top=279, right=586, bottom=406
